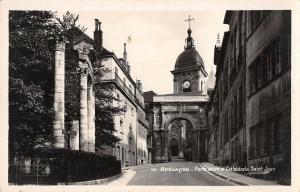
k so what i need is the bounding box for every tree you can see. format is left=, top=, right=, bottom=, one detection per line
left=93, top=83, right=125, bottom=148
left=9, top=11, right=59, bottom=155
left=9, top=10, right=126, bottom=156
left=56, top=11, right=87, bottom=35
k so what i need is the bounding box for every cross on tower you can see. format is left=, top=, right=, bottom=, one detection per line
left=185, top=15, right=194, bottom=29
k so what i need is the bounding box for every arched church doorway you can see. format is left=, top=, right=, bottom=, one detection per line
left=168, top=118, right=194, bottom=161
left=170, top=138, right=179, bottom=156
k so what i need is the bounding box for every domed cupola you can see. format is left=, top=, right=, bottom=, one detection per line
left=171, top=16, right=208, bottom=94
left=174, top=27, right=205, bottom=71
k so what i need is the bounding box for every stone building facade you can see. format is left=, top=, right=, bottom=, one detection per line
left=93, top=20, right=150, bottom=166
left=145, top=26, right=209, bottom=163
left=245, top=11, right=291, bottom=176
left=137, top=107, right=150, bottom=164
left=207, top=87, right=218, bottom=164
left=136, top=81, right=150, bottom=164
left=143, top=91, right=157, bottom=163
left=209, top=10, right=247, bottom=167
left=208, top=10, right=291, bottom=179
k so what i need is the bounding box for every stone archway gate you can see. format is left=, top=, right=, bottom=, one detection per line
left=151, top=93, right=209, bottom=162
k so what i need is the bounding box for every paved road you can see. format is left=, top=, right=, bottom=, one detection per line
left=127, top=161, right=235, bottom=186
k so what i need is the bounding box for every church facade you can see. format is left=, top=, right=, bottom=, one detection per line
left=145, top=25, right=210, bottom=163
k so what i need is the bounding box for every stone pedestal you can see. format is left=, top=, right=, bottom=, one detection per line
left=70, top=120, right=80, bottom=150
left=53, top=40, right=65, bottom=149
left=88, top=84, right=95, bottom=152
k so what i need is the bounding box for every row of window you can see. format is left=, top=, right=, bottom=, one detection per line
left=248, top=37, right=290, bottom=96
left=221, top=85, right=245, bottom=146
left=138, top=125, right=147, bottom=138
left=247, top=11, right=270, bottom=35
left=137, top=148, right=147, bottom=158
left=115, top=67, right=134, bottom=93
left=118, top=118, right=132, bottom=134
left=119, top=119, right=147, bottom=141
left=115, top=68, right=145, bottom=107
left=114, top=146, right=147, bottom=164
left=222, top=13, right=244, bottom=103
left=249, top=115, right=290, bottom=158
left=114, top=146, right=135, bottom=165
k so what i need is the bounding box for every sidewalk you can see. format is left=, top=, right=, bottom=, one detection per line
left=108, top=169, right=136, bottom=185
left=121, top=163, right=155, bottom=170
left=199, top=162, right=279, bottom=185
left=58, top=173, right=123, bottom=185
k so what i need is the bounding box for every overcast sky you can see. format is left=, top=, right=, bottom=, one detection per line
left=67, top=11, right=228, bottom=94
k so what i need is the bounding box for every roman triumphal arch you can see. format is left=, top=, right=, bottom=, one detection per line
left=152, top=94, right=209, bottom=163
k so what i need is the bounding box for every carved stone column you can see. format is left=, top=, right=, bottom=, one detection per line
left=74, top=42, right=93, bottom=152
left=88, top=82, right=95, bottom=152
left=53, top=39, right=65, bottom=149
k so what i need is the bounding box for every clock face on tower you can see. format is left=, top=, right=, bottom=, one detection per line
left=183, top=80, right=191, bottom=89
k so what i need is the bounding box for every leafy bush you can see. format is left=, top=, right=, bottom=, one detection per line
left=11, top=148, right=121, bottom=184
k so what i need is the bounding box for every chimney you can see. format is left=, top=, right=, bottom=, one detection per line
left=123, top=43, right=127, bottom=65
left=123, top=43, right=130, bottom=74
left=94, top=19, right=103, bottom=53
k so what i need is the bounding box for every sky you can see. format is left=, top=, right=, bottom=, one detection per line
left=66, top=11, right=229, bottom=94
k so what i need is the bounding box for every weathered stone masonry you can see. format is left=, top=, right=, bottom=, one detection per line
left=53, top=39, right=66, bottom=149
left=53, top=39, right=96, bottom=153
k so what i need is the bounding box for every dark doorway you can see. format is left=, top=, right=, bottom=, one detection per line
left=170, top=138, right=179, bottom=156
left=185, top=146, right=193, bottom=161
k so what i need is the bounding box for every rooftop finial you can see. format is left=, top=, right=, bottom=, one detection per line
left=185, top=15, right=194, bottom=29
left=184, top=15, right=195, bottom=49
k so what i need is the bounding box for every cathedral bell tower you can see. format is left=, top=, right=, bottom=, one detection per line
left=171, top=16, right=208, bottom=94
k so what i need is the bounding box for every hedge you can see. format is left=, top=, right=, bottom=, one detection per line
left=9, top=148, right=121, bottom=184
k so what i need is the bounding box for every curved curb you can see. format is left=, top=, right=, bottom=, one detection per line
left=109, top=169, right=136, bottom=185
left=199, top=163, right=250, bottom=186
left=58, top=172, right=123, bottom=185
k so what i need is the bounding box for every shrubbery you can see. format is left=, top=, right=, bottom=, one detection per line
left=10, top=148, right=121, bottom=184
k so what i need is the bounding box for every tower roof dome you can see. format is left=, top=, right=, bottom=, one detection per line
left=175, top=47, right=204, bottom=70
left=174, top=28, right=204, bottom=71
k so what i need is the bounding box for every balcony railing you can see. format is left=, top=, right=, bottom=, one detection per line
left=114, top=72, right=135, bottom=101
